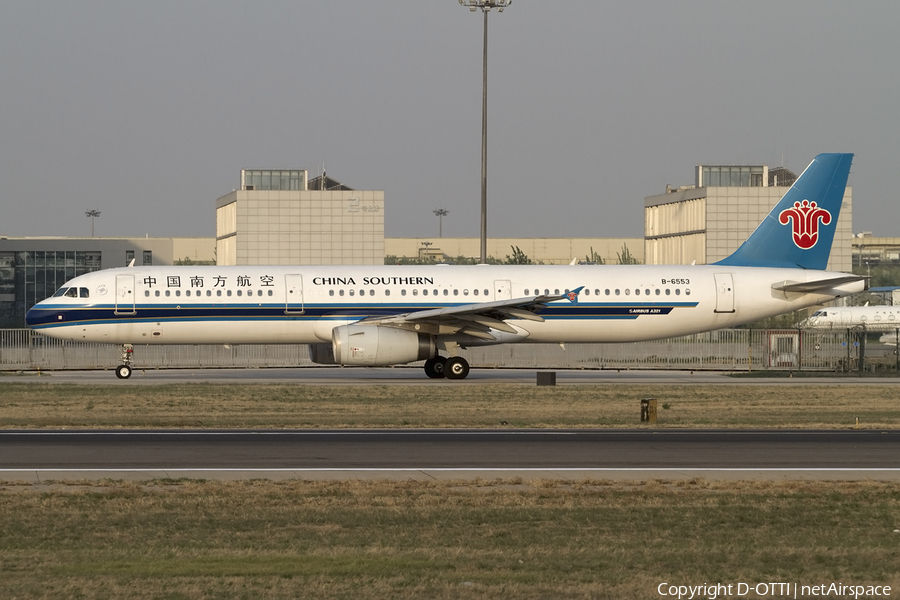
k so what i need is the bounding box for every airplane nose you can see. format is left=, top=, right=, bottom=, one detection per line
left=25, top=302, right=51, bottom=328
left=25, top=305, right=40, bottom=328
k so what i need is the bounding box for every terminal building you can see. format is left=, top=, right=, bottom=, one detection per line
left=643, top=163, right=853, bottom=272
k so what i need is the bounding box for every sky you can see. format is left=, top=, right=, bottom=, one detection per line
left=2, top=1, right=899, bottom=241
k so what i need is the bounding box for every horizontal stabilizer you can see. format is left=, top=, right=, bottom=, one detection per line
left=772, top=275, right=867, bottom=294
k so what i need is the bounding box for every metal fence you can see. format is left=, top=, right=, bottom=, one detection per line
left=3, top=328, right=898, bottom=373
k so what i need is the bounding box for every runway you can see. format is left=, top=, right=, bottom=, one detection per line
left=2, top=429, right=898, bottom=482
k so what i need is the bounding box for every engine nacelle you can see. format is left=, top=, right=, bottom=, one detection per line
left=308, top=343, right=338, bottom=365
left=332, top=325, right=435, bottom=366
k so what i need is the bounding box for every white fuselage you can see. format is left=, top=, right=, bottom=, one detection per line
left=28, top=263, right=865, bottom=346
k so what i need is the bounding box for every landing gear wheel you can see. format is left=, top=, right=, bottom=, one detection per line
left=424, top=356, right=447, bottom=379
left=115, top=364, right=133, bottom=379
left=444, top=357, right=470, bottom=380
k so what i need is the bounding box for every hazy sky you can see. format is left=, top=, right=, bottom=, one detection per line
left=2, top=1, right=898, bottom=241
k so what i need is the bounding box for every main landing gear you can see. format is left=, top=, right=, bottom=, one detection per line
left=423, top=355, right=470, bottom=380
left=116, top=344, right=134, bottom=379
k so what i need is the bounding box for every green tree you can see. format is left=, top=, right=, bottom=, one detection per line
left=504, top=246, right=535, bottom=265
left=616, top=244, right=640, bottom=265
left=582, top=246, right=605, bottom=265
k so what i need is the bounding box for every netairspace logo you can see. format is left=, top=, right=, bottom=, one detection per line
left=657, top=582, right=892, bottom=599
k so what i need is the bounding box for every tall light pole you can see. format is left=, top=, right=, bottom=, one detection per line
left=433, top=208, right=449, bottom=237
left=459, top=0, right=511, bottom=263
left=85, top=210, right=101, bottom=237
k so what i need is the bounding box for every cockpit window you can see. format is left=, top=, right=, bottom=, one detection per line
left=52, top=287, right=69, bottom=297
left=79, top=288, right=90, bottom=298
left=64, top=288, right=78, bottom=298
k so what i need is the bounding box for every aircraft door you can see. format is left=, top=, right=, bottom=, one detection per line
left=115, top=274, right=136, bottom=315
left=285, top=274, right=304, bottom=314
left=713, top=273, right=735, bottom=313
left=493, top=280, right=511, bottom=301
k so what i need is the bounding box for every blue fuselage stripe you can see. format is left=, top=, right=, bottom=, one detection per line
left=27, top=302, right=698, bottom=330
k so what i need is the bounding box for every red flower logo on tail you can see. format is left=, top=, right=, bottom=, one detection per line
left=778, top=200, right=832, bottom=250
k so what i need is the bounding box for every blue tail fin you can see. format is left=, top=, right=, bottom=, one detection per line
left=714, top=153, right=853, bottom=270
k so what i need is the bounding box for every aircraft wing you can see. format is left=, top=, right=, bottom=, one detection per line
left=357, top=291, right=578, bottom=341
left=771, top=275, right=867, bottom=294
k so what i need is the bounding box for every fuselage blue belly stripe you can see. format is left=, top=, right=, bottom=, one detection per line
left=27, top=301, right=699, bottom=329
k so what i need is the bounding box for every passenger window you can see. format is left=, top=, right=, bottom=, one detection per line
left=665, top=289, right=671, bottom=295
left=185, top=290, right=191, bottom=297
left=473, top=289, right=478, bottom=296
left=605, top=289, right=611, bottom=296
left=329, top=290, right=334, bottom=296
left=349, top=290, right=355, bottom=296
left=207, top=290, right=212, bottom=297
left=369, top=290, right=375, bottom=296
left=443, top=289, right=449, bottom=296
left=484, top=289, right=489, bottom=296
left=413, top=289, right=418, bottom=296
left=217, top=290, right=222, bottom=297
left=463, top=289, right=469, bottom=296
left=433, top=290, right=438, bottom=296
left=675, top=289, right=681, bottom=296
left=625, top=289, right=630, bottom=296
left=165, top=290, right=171, bottom=297
left=227, top=290, right=232, bottom=297
left=615, top=289, right=620, bottom=295
left=685, top=289, right=691, bottom=296
left=385, top=289, right=391, bottom=296
left=155, top=290, right=161, bottom=297
left=401, top=289, right=407, bottom=296
left=584, top=289, right=590, bottom=296
left=339, top=290, right=344, bottom=297
left=422, top=289, right=428, bottom=296
left=267, top=290, right=273, bottom=296
left=524, top=289, right=530, bottom=295
left=144, top=290, right=150, bottom=297
left=453, top=289, right=459, bottom=296
left=655, top=289, right=661, bottom=295
left=554, top=289, right=559, bottom=295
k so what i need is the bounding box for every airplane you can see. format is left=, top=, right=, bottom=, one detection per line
left=801, top=304, right=900, bottom=330
left=26, top=153, right=866, bottom=380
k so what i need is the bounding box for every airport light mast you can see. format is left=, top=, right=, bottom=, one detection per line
left=85, top=210, right=101, bottom=237
left=458, top=0, right=511, bottom=263
left=433, top=208, right=449, bottom=238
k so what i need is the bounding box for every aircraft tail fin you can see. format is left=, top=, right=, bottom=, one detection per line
left=714, top=153, right=853, bottom=270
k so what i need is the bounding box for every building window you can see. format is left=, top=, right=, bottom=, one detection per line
left=143, top=251, right=152, bottom=265
left=125, top=250, right=135, bottom=266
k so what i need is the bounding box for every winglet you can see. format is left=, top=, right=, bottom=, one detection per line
left=565, top=286, right=584, bottom=304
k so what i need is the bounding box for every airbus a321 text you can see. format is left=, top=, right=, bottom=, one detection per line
left=27, top=153, right=866, bottom=380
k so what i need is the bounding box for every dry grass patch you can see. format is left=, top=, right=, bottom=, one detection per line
left=1, top=478, right=898, bottom=599
left=1, top=382, right=899, bottom=429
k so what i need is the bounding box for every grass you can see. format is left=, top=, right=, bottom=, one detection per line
left=1, top=382, right=899, bottom=429
left=1, top=478, right=899, bottom=599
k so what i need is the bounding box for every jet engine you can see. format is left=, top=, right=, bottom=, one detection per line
left=331, top=325, right=435, bottom=366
